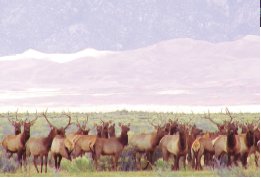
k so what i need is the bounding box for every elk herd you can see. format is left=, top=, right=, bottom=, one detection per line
left=0, top=108, right=260, bottom=173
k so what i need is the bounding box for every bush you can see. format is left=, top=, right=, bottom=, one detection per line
left=0, top=153, right=18, bottom=173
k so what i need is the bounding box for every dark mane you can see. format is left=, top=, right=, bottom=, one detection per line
left=179, top=130, right=186, bottom=151
left=246, top=131, right=254, bottom=148
left=227, top=132, right=236, bottom=149
left=118, top=132, right=128, bottom=146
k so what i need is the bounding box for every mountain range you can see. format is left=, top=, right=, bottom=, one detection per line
left=0, top=35, right=259, bottom=108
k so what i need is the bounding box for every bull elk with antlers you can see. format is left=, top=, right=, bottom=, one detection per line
left=160, top=124, right=189, bottom=170
left=213, top=108, right=256, bottom=168
left=50, top=112, right=73, bottom=171
left=2, top=111, right=38, bottom=167
left=130, top=117, right=168, bottom=170
left=7, top=110, right=23, bottom=135
left=25, top=110, right=61, bottom=173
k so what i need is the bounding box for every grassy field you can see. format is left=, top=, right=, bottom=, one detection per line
left=0, top=111, right=259, bottom=177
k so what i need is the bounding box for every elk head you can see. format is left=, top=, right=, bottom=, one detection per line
left=7, top=110, right=23, bottom=135
left=42, top=110, right=72, bottom=136
left=23, top=110, right=38, bottom=134
left=168, top=117, right=179, bottom=135
left=75, top=114, right=90, bottom=135
left=108, top=123, right=116, bottom=137
left=118, top=122, right=130, bottom=146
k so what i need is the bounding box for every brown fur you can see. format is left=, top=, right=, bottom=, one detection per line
left=160, top=125, right=189, bottom=171
left=93, top=123, right=130, bottom=171
left=130, top=125, right=168, bottom=170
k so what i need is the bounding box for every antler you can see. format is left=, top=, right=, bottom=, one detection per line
left=30, top=110, right=38, bottom=125
left=225, top=108, right=234, bottom=123
left=204, top=110, right=219, bottom=126
left=147, top=117, right=158, bottom=128
left=43, top=109, right=55, bottom=128
left=63, top=112, right=72, bottom=130
left=7, top=111, right=15, bottom=126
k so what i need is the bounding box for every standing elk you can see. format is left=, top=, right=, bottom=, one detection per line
left=25, top=110, right=60, bottom=173
left=160, top=125, right=189, bottom=170
left=130, top=119, right=168, bottom=170
left=191, top=132, right=216, bottom=170
left=213, top=108, right=256, bottom=168
left=7, top=110, right=23, bottom=135
left=93, top=123, right=130, bottom=171
left=1, top=110, right=23, bottom=159
left=2, top=111, right=38, bottom=168
left=50, top=112, right=73, bottom=171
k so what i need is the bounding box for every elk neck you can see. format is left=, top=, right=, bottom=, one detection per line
left=20, top=129, right=30, bottom=146
left=227, top=131, right=237, bottom=149
left=117, top=130, right=128, bottom=146
left=246, top=131, right=255, bottom=148
left=179, top=130, right=187, bottom=151
left=43, top=129, right=57, bottom=149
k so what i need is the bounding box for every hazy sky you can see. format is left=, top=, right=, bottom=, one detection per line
left=0, top=0, right=259, bottom=56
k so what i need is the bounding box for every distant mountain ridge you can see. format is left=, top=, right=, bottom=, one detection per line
left=0, top=36, right=259, bottom=107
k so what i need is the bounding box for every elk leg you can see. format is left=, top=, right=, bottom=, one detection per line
left=8, top=152, right=13, bottom=159
left=54, top=154, right=58, bottom=170
left=23, top=152, right=27, bottom=172
left=135, top=152, right=142, bottom=170
left=255, top=153, right=259, bottom=167
left=57, top=155, right=62, bottom=170
left=162, top=148, right=169, bottom=162
left=40, top=156, right=43, bottom=173
left=176, top=155, right=180, bottom=170
left=113, top=154, right=119, bottom=171
left=33, top=156, right=39, bottom=173
left=173, top=155, right=177, bottom=171
left=227, top=153, right=232, bottom=167
left=183, top=155, right=187, bottom=170
left=44, top=155, right=48, bottom=173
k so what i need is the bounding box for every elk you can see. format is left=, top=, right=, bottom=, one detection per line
left=93, top=123, right=130, bottom=171
left=108, top=123, right=116, bottom=138
left=129, top=119, right=168, bottom=170
left=213, top=109, right=255, bottom=168
left=66, top=115, right=90, bottom=142
left=2, top=111, right=38, bottom=167
left=50, top=112, right=73, bottom=171
left=191, top=133, right=216, bottom=170
left=2, top=110, right=23, bottom=159
left=187, top=124, right=203, bottom=166
left=25, top=110, right=60, bottom=173
left=160, top=124, right=189, bottom=170
left=7, top=110, right=23, bottom=135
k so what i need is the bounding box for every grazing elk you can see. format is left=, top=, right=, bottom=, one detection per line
left=93, top=123, right=130, bottom=171
left=50, top=112, right=73, bottom=171
left=130, top=120, right=168, bottom=170
left=25, top=110, right=61, bottom=173
left=2, top=111, right=38, bottom=168
left=160, top=125, right=189, bottom=170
